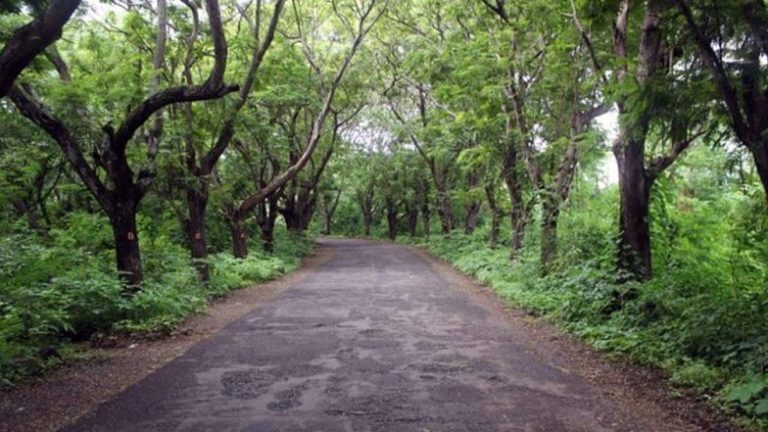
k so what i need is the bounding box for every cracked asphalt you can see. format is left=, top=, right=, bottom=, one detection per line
left=63, top=239, right=660, bottom=432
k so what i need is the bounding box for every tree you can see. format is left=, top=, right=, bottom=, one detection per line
left=9, top=0, right=237, bottom=290
left=674, top=0, right=768, bottom=206
left=176, top=0, right=285, bottom=280
left=573, top=0, right=709, bottom=279
left=223, top=0, right=385, bottom=258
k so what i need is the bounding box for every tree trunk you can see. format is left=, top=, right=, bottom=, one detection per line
left=433, top=167, right=454, bottom=234
left=615, top=138, right=653, bottom=280
left=386, top=199, right=398, bottom=240
left=436, top=190, right=454, bottom=234
left=109, top=202, right=143, bottom=291
left=464, top=201, right=481, bottom=235
left=256, top=194, right=279, bottom=253
left=186, top=186, right=210, bottom=281
left=323, top=214, right=332, bottom=235
left=406, top=206, right=418, bottom=237
left=748, top=142, right=768, bottom=204
left=359, top=189, right=374, bottom=236
left=421, top=204, right=431, bottom=238
left=229, top=216, right=248, bottom=259
left=503, top=162, right=526, bottom=258
left=485, top=184, right=500, bottom=248
left=540, top=192, right=559, bottom=274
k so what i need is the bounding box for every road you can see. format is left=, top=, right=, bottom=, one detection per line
left=64, top=239, right=672, bottom=432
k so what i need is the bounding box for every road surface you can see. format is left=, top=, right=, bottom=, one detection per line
left=64, top=239, right=671, bottom=432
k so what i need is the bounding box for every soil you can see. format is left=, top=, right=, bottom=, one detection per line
left=0, top=239, right=747, bottom=432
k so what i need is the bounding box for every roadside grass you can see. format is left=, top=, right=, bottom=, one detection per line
left=399, top=232, right=768, bottom=430
left=0, top=219, right=313, bottom=387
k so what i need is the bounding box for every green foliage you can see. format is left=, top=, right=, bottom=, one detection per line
left=0, top=216, right=312, bottom=386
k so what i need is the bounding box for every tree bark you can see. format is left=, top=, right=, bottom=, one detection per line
left=540, top=192, right=559, bottom=272
left=386, top=198, right=398, bottom=240
left=109, top=200, right=143, bottom=290
left=405, top=203, right=418, bottom=237
left=229, top=216, right=248, bottom=259
left=435, top=176, right=454, bottom=234
left=257, top=194, right=279, bottom=253
left=419, top=178, right=431, bottom=238
left=0, top=0, right=81, bottom=97
left=502, top=145, right=526, bottom=258
left=185, top=186, right=210, bottom=281
left=359, top=183, right=375, bottom=236
left=321, top=190, right=341, bottom=235
left=485, top=183, right=501, bottom=248
left=615, top=134, right=653, bottom=279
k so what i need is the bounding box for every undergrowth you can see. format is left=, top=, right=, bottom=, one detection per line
left=0, top=213, right=313, bottom=387
left=398, top=183, right=768, bottom=429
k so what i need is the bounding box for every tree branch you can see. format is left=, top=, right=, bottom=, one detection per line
left=113, top=0, right=238, bottom=151
left=0, top=0, right=81, bottom=97
left=8, top=85, right=110, bottom=209
left=236, top=0, right=385, bottom=216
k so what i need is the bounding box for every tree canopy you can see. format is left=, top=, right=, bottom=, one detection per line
left=2, top=0, right=768, bottom=424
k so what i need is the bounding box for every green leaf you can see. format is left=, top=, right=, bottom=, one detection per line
left=755, top=399, right=768, bottom=416
left=725, top=380, right=766, bottom=404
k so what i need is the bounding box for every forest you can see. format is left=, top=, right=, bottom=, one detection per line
left=2, top=0, right=768, bottom=427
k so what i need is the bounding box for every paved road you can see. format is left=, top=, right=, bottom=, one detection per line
left=64, top=239, right=650, bottom=432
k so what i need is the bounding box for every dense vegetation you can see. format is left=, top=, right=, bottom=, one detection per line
left=2, top=0, right=768, bottom=427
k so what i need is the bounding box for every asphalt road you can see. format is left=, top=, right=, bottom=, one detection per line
left=63, top=239, right=655, bottom=432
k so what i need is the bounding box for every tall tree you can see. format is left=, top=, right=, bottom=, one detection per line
left=573, top=0, right=708, bottom=279
left=674, top=0, right=768, bottom=206
left=224, top=0, right=385, bottom=258
left=177, top=0, right=285, bottom=280
left=9, top=0, right=237, bottom=290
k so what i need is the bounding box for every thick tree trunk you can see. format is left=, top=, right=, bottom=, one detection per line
left=257, top=195, right=278, bottom=253
left=464, top=201, right=481, bottom=235
left=503, top=167, right=526, bottom=258
left=463, top=173, right=481, bottom=235
left=229, top=217, right=248, bottom=259
left=540, top=193, right=559, bottom=274
left=185, top=187, right=210, bottom=281
left=485, top=184, right=500, bottom=248
left=419, top=179, right=431, bottom=238
left=109, top=202, right=143, bottom=291
left=321, top=190, right=341, bottom=235
left=359, top=191, right=374, bottom=236
left=434, top=168, right=454, bottom=234
left=323, top=214, right=332, bottom=235
left=406, top=206, right=418, bottom=237
left=386, top=199, right=398, bottom=240
left=749, top=142, right=768, bottom=204
left=260, top=214, right=276, bottom=253
left=615, top=138, right=653, bottom=280
left=436, top=192, right=454, bottom=234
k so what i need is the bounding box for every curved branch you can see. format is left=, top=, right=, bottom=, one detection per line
left=0, top=0, right=81, bottom=97
left=113, top=0, right=236, bottom=151
left=236, top=0, right=384, bottom=217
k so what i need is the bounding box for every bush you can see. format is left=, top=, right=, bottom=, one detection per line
left=0, top=215, right=314, bottom=386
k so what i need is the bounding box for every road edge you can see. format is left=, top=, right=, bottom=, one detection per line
left=404, top=242, right=749, bottom=432
left=0, top=244, right=335, bottom=432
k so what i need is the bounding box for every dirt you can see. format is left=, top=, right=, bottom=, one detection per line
left=0, top=239, right=746, bottom=432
